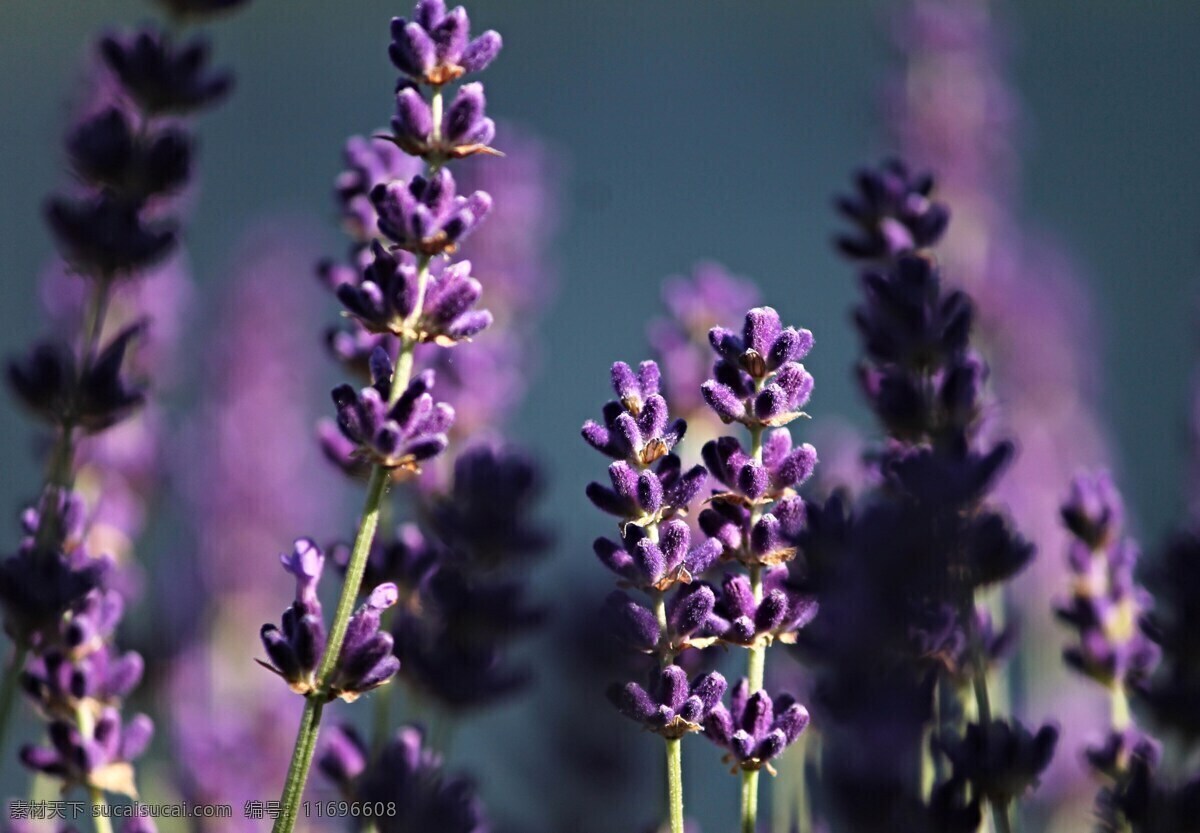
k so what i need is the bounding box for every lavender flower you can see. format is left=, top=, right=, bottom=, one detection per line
left=594, top=520, right=721, bottom=592
left=605, top=585, right=719, bottom=656
left=99, top=28, right=233, bottom=115
left=258, top=540, right=399, bottom=702
left=318, top=724, right=492, bottom=833
left=67, top=107, right=192, bottom=201
left=835, top=158, right=950, bottom=261
left=704, top=679, right=810, bottom=774
left=1057, top=472, right=1159, bottom=691
left=45, top=194, right=178, bottom=277
left=9, top=325, right=147, bottom=433
left=610, top=666, right=727, bottom=739
left=583, top=361, right=689, bottom=467
left=390, top=82, right=498, bottom=160
left=389, top=0, right=502, bottom=86
left=710, top=568, right=817, bottom=648
left=937, top=719, right=1060, bottom=804
left=330, top=356, right=455, bottom=477
left=371, top=169, right=492, bottom=256
left=20, top=707, right=153, bottom=798
left=336, top=242, right=493, bottom=344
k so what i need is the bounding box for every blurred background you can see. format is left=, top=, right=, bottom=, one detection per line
left=1, top=1, right=1199, bottom=831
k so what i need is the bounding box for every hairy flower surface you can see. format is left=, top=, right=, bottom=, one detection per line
left=609, top=665, right=727, bottom=739
left=704, top=679, right=810, bottom=773
left=389, top=0, right=502, bottom=86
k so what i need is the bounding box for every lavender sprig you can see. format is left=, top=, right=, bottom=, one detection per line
left=0, top=3, right=246, bottom=819
left=269, top=4, right=502, bottom=830
left=583, top=358, right=715, bottom=833
left=696, top=305, right=818, bottom=833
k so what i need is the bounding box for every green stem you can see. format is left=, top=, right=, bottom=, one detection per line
left=741, top=768, right=760, bottom=833
left=1111, top=685, right=1130, bottom=733
left=0, top=643, right=30, bottom=757
left=272, top=696, right=325, bottom=833
left=666, top=737, right=684, bottom=833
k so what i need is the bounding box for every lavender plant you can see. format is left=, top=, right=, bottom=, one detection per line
left=0, top=3, right=246, bottom=825
left=265, top=3, right=516, bottom=830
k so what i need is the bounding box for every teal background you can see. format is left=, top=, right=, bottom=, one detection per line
left=1, top=1, right=1199, bottom=829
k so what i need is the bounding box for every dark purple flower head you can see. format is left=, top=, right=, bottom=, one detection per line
left=0, top=546, right=109, bottom=645
left=585, top=457, right=706, bottom=526
left=330, top=352, right=455, bottom=478
left=937, top=719, right=1058, bottom=804
left=317, top=723, right=369, bottom=796
left=1061, top=469, right=1124, bottom=551
left=594, top=519, right=722, bottom=592
left=1085, top=727, right=1161, bottom=781
left=702, top=431, right=817, bottom=503
left=358, top=725, right=492, bottom=833
left=258, top=539, right=328, bottom=695
left=708, top=306, right=814, bottom=381
left=390, top=82, right=499, bottom=160
left=336, top=241, right=492, bottom=344
left=1142, top=529, right=1200, bottom=743
left=427, top=443, right=552, bottom=569
left=608, top=665, right=727, bottom=739
left=371, top=169, right=492, bottom=256
left=835, top=158, right=950, bottom=261
left=67, top=107, right=192, bottom=203
left=703, top=678, right=810, bottom=773
left=99, top=28, right=233, bottom=115
left=1057, top=471, right=1160, bottom=689
left=20, top=707, right=153, bottom=798
left=702, top=308, right=815, bottom=429
left=46, top=193, right=177, bottom=277
left=335, top=134, right=424, bottom=242
left=582, top=360, right=689, bottom=468
left=9, top=325, right=147, bottom=433
left=855, top=254, right=972, bottom=372
left=23, top=643, right=144, bottom=718
left=328, top=583, right=401, bottom=702
left=711, top=568, right=817, bottom=648
left=389, top=0, right=502, bottom=86
left=604, top=584, right=719, bottom=656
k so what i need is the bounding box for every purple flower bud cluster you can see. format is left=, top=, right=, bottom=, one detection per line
left=704, top=679, right=811, bottom=774
left=319, top=724, right=491, bottom=833
left=258, top=539, right=400, bottom=702
left=794, top=160, right=1047, bottom=830
left=1058, top=472, right=1159, bottom=692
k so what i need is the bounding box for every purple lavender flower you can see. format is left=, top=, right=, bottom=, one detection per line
left=609, top=665, right=727, bottom=739
left=9, top=325, right=147, bottom=433
left=44, top=194, right=178, bottom=277
left=20, top=707, right=153, bottom=798
left=701, top=430, right=817, bottom=502
left=259, top=540, right=400, bottom=701
left=67, top=107, right=192, bottom=202
left=937, top=719, right=1059, bottom=804
left=704, top=679, right=810, bottom=773
left=99, top=28, right=233, bottom=115
left=604, top=585, right=719, bottom=656
left=594, top=519, right=721, bottom=592
left=1057, top=471, right=1160, bottom=690
left=336, top=242, right=493, bottom=344
left=710, top=568, right=817, bottom=648
left=335, top=134, right=424, bottom=242
left=585, top=459, right=706, bottom=526
left=330, top=355, right=455, bottom=478
left=835, top=158, right=950, bottom=261
left=702, top=307, right=814, bottom=427
left=583, top=361, right=689, bottom=467
left=390, top=82, right=498, bottom=160
left=319, top=724, right=492, bottom=833
left=389, top=0, right=502, bottom=86
left=370, top=169, right=492, bottom=256
left=22, top=641, right=143, bottom=718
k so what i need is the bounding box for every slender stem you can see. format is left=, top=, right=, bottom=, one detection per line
left=740, top=768, right=760, bottom=833
left=73, top=704, right=114, bottom=833
left=740, top=422, right=766, bottom=833
left=0, top=643, right=30, bottom=756
left=666, top=737, right=684, bottom=833
left=272, top=696, right=325, bottom=833
left=1110, top=685, right=1130, bottom=733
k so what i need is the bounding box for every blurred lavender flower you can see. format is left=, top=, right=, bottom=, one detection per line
left=20, top=707, right=153, bottom=798
left=704, top=679, right=810, bottom=774
left=99, top=28, right=233, bottom=115
left=319, top=724, right=492, bottom=833
left=835, top=158, right=949, bottom=262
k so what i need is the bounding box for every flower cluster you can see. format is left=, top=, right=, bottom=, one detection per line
left=258, top=539, right=400, bottom=702
left=0, top=3, right=248, bottom=814
left=792, top=159, right=1052, bottom=831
